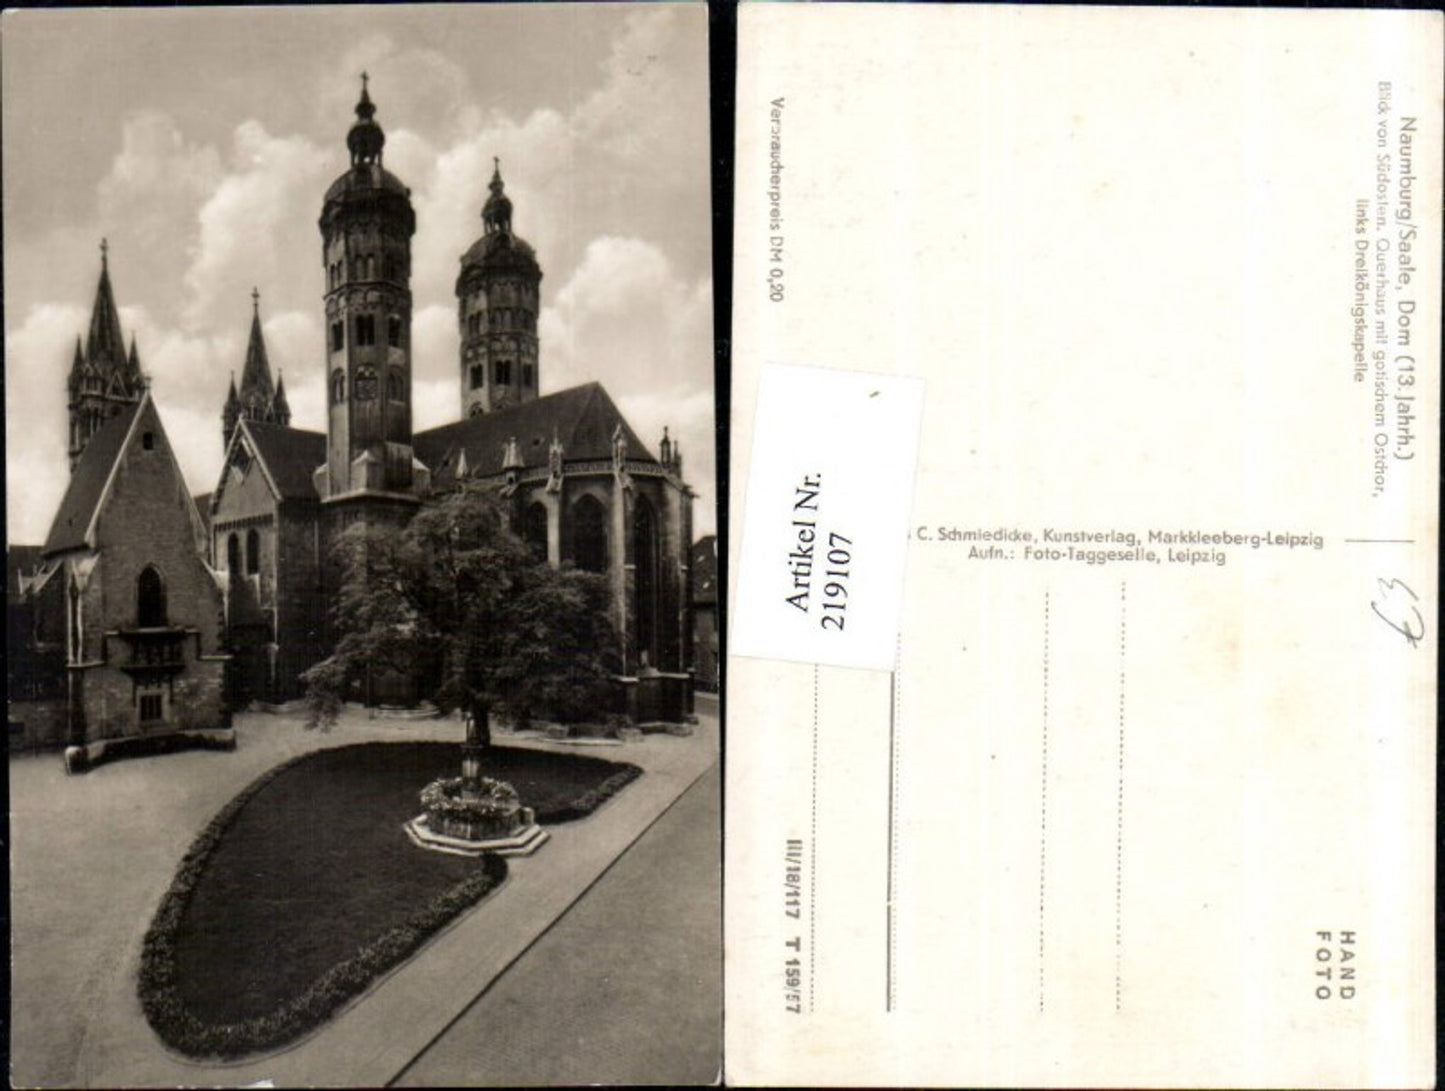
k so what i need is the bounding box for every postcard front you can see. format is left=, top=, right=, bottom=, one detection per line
left=725, top=6, right=1440, bottom=1087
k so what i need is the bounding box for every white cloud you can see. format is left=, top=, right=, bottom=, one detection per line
left=6, top=11, right=716, bottom=547
left=183, top=121, right=329, bottom=330
left=541, top=236, right=713, bottom=398
left=5, top=303, right=88, bottom=543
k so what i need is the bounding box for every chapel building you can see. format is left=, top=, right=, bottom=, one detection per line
left=7, top=251, right=232, bottom=766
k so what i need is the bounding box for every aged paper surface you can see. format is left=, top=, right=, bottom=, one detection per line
left=725, top=6, right=1440, bottom=1087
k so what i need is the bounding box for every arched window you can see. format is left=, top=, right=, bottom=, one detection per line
left=633, top=496, right=661, bottom=666
left=387, top=315, right=402, bottom=348
left=470, top=365, right=485, bottom=390
left=495, top=359, right=513, bottom=385
left=523, top=502, right=549, bottom=561
left=227, top=532, right=241, bottom=572
left=246, top=529, right=261, bottom=575
left=137, top=566, right=167, bottom=628
left=330, top=369, right=346, bottom=403
left=569, top=495, right=608, bottom=574
left=388, top=369, right=404, bottom=401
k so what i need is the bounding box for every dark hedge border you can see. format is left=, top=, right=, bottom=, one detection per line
left=543, top=764, right=642, bottom=823
left=138, top=749, right=508, bottom=1060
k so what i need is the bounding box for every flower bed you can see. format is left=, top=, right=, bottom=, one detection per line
left=420, top=776, right=531, bottom=840
left=138, top=742, right=641, bottom=1059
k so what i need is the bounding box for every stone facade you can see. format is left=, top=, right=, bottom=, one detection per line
left=205, top=82, right=698, bottom=719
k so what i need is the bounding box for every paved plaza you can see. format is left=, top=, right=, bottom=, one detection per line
left=8, top=696, right=719, bottom=1087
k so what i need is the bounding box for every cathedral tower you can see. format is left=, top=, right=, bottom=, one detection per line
left=223, top=288, right=291, bottom=449
left=67, top=241, right=144, bottom=471
left=317, top=75, right=417, bottom=500
left=456, top=160, right=542, bottom=416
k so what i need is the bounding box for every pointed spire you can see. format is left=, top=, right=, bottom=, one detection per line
left=223, top=372, right=241, bottom=449
left=126, top=335, right=143, bottom=390
left=239, top=289, right=275, bottom=412
left=85, top=240, right=128, bottom=379
left=68, top=337, right=85, bottom=393
left=271, top=370, right=291, bottom=427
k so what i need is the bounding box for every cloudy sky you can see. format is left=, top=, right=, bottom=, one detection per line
left=3, top=3, right=715, bottom=543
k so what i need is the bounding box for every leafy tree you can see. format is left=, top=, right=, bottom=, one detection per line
left=302, top=483, right=619, bottom=745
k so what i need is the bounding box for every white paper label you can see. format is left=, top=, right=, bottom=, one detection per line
left=732, top=363, right=924, bottom=671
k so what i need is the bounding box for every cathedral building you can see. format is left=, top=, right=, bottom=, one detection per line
left=205, top=79, right=695, bottom=721
left=9, top=78, right=696, bottom=760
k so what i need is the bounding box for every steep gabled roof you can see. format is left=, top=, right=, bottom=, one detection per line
left=243, top=420, right=326, bottom=501
left=414, top=382, right=655, bottom=483
left=43, top=400, right=144, bottom=554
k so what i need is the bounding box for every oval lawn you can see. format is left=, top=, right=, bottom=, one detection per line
left=139, top=741, right=641, bottom=1059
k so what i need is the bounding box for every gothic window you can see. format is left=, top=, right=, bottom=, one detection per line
left=523, top=502, right=549, bottom=561
left=387, top=369, right=404, bottom=401
left=387, top=315, right=402, bottom=348
left=246, top=529, right=261, bottom=575
left=227, top=532, right=240, bottom=572
left=468, top=313, right=481, bottom=337
left=330, top=369, right=346, bottom=403
left=137, top=565, right=167, bottom=628
left=495, top=359, right=513, bottom=385
left=522, top=363, right=534, bottom=388
left=139, top=693, right=163, bottom=722
left=355, top=314, right=376, bottom=346
left=331, top=321, right=344, bottom=352
left=569, top=495, right=608, bottom=574
left=68, top=580, right=82, bottom=662
left=470, top=365, right=485, bottom=390
left=633, top=496, right=661, bottom=666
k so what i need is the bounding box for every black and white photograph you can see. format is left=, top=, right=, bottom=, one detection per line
left=4, top=5, right=719, bottom=1085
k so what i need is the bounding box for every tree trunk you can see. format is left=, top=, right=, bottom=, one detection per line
left=468, top=697, right=492, bottom=750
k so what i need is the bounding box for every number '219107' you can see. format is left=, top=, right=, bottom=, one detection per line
left=819, top=532, right=852, bottom=631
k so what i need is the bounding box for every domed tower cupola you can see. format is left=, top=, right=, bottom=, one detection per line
left=482, top=161, right=513, bottom=234
left=346, top=74, right=385, bottom=167
left=456, top=158, right=543, bottom=416
left=318, top=74, right=418, bottom=502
